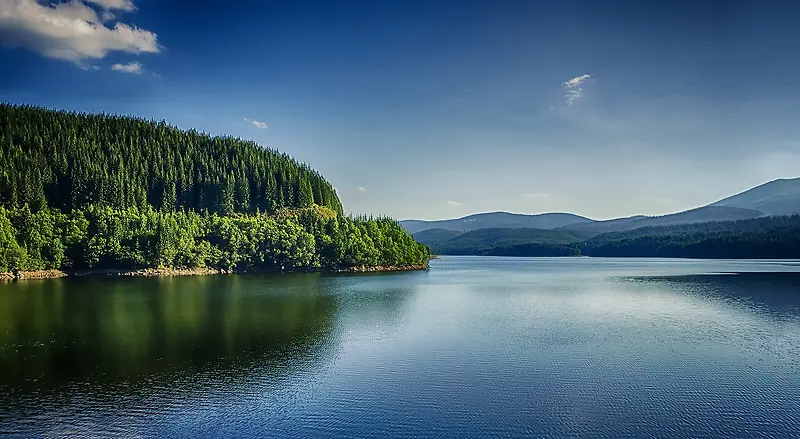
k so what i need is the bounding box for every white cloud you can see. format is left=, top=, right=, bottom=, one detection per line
left=111, top=60, right=141, bottom=74
left=83, top=0, right=136, bottom=11
left=0, top=0, right=160, bottom=65
left=522, top=193, right=550, bottom=199
left=564, top=74, right=590, bottom=88
left=243, top=118, right=268, bottom=129
left=447, top=200, right=460, bottom=206
left=563, top=74, right=592, bottom=106
left=357, top=187, right=366, bottom=193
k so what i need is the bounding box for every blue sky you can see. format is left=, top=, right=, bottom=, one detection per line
left=2, top=0, right=799, bottom=220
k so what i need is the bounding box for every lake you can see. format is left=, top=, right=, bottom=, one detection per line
left=1, top=257, right=800, bottom=438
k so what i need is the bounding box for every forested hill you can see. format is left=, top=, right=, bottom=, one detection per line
left=0, top=104, right=342, bottom=215
left=0, top=105, right=429, bottom=274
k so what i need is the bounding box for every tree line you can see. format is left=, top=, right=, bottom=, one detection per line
left=0, top=205, right=429, bottom=272
left=578, top=215, right=800, bottom=258
left=582, top=215, right=800, bottom=246
left=580, top=228, right=800, bottom=259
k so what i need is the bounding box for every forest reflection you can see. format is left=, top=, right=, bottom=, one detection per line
left=0, top=274, right=344, bottom=392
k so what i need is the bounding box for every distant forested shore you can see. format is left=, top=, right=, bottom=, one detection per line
left=417, top=215, right=800, bottom=259
left=0, top=105, right=429, bottom=276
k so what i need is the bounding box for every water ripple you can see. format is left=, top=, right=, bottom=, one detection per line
left=1, top=258, right=799, bottom=438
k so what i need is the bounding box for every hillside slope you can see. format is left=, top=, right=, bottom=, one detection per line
left=401, top=212, right=594, bottom=234
left=0, top=104, right=342, bottom=214
left=710, top=177, right=800, bottom=215
left=557, top=205, right=765, bottom=237
left=581, top=215, right=800, bottom=259
left=582, top=214, right=800, bottom=247
left=412, top=229, right=463, bottom=250
left=414, top=227, right=583, bottom=255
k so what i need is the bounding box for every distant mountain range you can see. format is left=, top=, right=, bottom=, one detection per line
left=403, top=177, right=800, bottom=259
left=401, top=212, right=593, bottom=235
left=417, top=215, right=800, bottom=259
left=402, top=177, right=800, bottom=236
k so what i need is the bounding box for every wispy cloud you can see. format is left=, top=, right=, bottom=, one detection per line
left=76, top=63, right=100, bottom=71
left=447, top=200, right=461, bottom=206
left=357, top=187, right=366, bottom=193
left=563, top=74, right=591, bottom=106
left=522, top=193, right=550, bottom=199
left=111, top=61, right=142, bottom=74
left=243, top=118, right=268, bottom=129
left=84, top=0, right=136, bottom=11
left=564, top=74, right=590, bottom=88
left=0, top=0, right=160, bottom=66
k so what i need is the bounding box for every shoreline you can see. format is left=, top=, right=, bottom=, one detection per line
left=0, top=264, right=430, bottom=281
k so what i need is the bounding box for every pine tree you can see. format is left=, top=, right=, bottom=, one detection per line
left=299, top=180, right=314, bottom=207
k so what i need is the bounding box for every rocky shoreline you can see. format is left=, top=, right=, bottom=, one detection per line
left=331, top=264, right=430, bottom=273
left=1, top=264, right=429, bottom=281
left=0, top=269, right=68, bottom=281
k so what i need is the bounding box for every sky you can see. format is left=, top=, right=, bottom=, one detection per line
left=1, top=0, right=799, bottom=221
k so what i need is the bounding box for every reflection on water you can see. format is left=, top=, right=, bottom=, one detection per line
left=1, top=258, right=800, bottom=438
left=0, top=274, right=337, bottom=392
left=640, top=272, right=800, bottom=315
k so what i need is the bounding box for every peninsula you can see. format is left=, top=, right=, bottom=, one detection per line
left=0, top=105, right=430, bottom=278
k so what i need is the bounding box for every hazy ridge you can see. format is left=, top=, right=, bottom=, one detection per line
left=406, top=178, right=800, bottom=259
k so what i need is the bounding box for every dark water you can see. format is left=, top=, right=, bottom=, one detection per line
left=1, top=257, right=800, bottom=438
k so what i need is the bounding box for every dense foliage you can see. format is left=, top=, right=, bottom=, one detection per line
left=580, top=215, right=800, bottom=258
left=0, top=104, right=342, bottom=215
left=417, top=216, right=800, bottom=259
left=581, top=229, right=800, bottom=259
left=0, top=205, right=429, bottom=272
left=0, top=105, right=429, bottom=273
left=582, top=215, right=800, bottom=245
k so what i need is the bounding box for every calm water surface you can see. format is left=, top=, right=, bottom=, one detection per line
left=1, top=257, right=800, bottom=438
